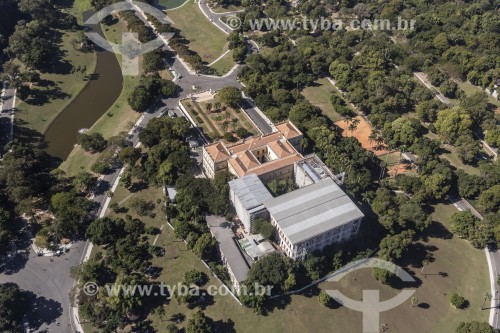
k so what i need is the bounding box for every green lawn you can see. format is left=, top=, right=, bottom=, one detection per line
left=456, top=81, right=500, bottom=109
left=59, top=146, right=100, bottom=176
left=14, top=28, right=97, bottom=135
left=209, top=51, right=235, bottom=75
left=301, top=78, right=347, bottom=123
left=425, top=131, right=481, bottom=175
left=210, top=4, right=244, bottom=13
left=167, top=0, right=230, bottom=64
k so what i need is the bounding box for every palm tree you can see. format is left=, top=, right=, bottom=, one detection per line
left=375, top=135, right=384, bottom=150
left=368, top=130, right=377, bottom=148
left=300, top=137, right=309, bottom=151
left=410, top=296, right=418, bottom=308
left=420, top=259, right=429, bottom=278
left=348, top=118, right=360, bottom=137
left=205, top=103, right=212, bottom=113
left=343, top=115, right=353, bottom=130
left=482, top=292, right=493, bottom=310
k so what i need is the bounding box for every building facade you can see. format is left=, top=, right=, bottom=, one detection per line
left=229, top=174, right=274, bottom=232
left=202, top=121, right=303, bottom=181
left=265, top=178, right=364, bottom=260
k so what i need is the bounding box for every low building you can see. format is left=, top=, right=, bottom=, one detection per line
left=202, top=121, right=303, bottom=181
left=206, top=216, right=250, bottom=293
left=238, top=234, right=276, bottom=261
left=264, top=178, right=364, bottom=260
left=294, top=154, right=340, bottom=188
left=229, top=174, right=274, bottom=233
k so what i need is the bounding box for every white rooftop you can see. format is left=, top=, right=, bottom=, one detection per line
left=264, top=178, right=364, bottom=244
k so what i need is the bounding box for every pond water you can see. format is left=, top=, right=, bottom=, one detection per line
left=44, top=22, right=123, bottom=160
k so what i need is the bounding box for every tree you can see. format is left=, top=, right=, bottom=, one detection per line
left=205, top=102, right=213, bottom=113
left=161, top=80, right=179, bottom=98
left=253, top=218, right=274, bottom=239
left=456, top=135, right=480, bottom=164
left=485, top=129, right=500, bottom=148
left=482, top=292, right=492, bottom=310
left=51, top=191, right=95, bottom=237
left=186, top=310, right=213, bottom=333
left=184, top=270, right=206, bottom=286
left=410, top=296, right=418, bottom=307
left=193, top=233, right=217, bottom=261
left=76, top=132, right=107, bottom=153
left=246, top=252, right=292, bottom=293
left=450, top=293, right=467, bottom=309
left=457, top=171, right=484, bottom=199
left=118, top=147, right=141, bottom=165
left=479, top=185, right=500, bottom=213
left=72, top=172, right=98, bottom=194
left=318, top=291, right=332, bottom=307
left=456, top=321, right=498, bottom=333
left=450, top=211, right=478, bottom=239
left=216, top=87, right=242, bottom=108
left=302, top=254, right=326, bottom=281
left=372, top=267, right=394, bottom=285
left=86, top=217, right=125, bottom=246
left=379, top=230, right=415, bottom=261
left=0, top=283, right=29, bottom=332
left=435, top=107, right=473, bottom=144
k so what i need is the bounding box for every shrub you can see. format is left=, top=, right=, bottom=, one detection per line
left=450, top=293, right=467, bottom=309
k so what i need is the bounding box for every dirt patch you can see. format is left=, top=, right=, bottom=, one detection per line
left=335, top=116, right=389, bottom=156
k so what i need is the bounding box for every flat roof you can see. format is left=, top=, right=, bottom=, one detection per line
left=229, top=174, right=274, bottom=210
left=206, top=216, right=250, bottom=283
left=264, top=178, right=364, bottom=244
left=238, top=234, right=276, bottom=260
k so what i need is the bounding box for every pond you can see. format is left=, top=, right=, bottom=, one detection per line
left=44, top=22, right=123, bottom=160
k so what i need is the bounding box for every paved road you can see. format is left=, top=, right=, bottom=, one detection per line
left=413, top=72, right=450, bottom=104
left=0, top=82, right=15, bottom=156
left=198, top=0, right=243, bottom=34
left=0, top=234, right=88, bottom=333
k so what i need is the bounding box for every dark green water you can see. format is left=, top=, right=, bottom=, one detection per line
left=44, top=22, right=123, bottom=160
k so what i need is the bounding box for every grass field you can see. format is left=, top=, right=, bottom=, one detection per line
left=167, top=0, right=230, bottom=64
left=301, top=78, right=345, bottom=123
left=456, top=81, right=500, bottom=109
left=14, top=29, right=97, bottom=135
left=425, top=131, right=481, bottom=176
left=83, top=182, right=490, bottom=333
left=209, top=51, right=235, bottom=75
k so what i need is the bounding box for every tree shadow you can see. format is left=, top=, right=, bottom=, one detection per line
left=0, top=249, right=30, bottom=275
left=397, top=242, right=438, bottom=269
left=24, top=291, right=63, bottom=330
left=418, top=302, right=430, bottom=309
left=420, top=220, right=453, bottom=241
left=213, top=318, right=237, bottom=333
